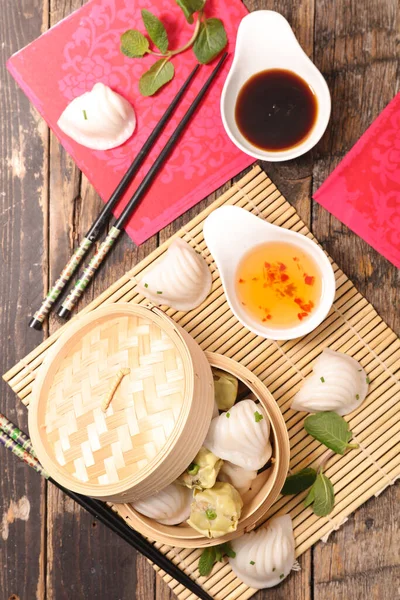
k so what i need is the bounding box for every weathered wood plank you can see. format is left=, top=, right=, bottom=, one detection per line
left=0, top=0, right=49, bottom=598
left=312, top=1, right=400, bottom=599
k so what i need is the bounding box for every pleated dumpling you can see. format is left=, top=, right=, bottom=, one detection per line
left=132, top=483, right=192, bottom=525
left=291, top=348, right=369, bottom=416
left=57, top=83, right=136, bottom=150
left=187, top=482, right=243, bottom=538
left=204, top=399, right=272, bottom=471
left=137, top=239, right=212, bottom=311
left=218, top=461, right=257, bottom=495
left=229, top=515, right=295, bottom=589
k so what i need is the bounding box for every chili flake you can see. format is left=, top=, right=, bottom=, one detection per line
left=304, top=274, right=315, bottom=286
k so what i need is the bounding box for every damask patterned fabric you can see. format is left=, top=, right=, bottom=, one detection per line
left=7, top=0, right=253, bottom=244
left=314, top=92, right=400, bottom=268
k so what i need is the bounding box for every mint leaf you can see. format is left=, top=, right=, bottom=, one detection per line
left=218, top=542, right=236, bottom=559
left=304, top=411, right=358, bottom=455
left=121, top=29, right=149, bottom=58
left=304, top=485, right=315, bottom=508
left=193, top=18, right=227, bottom=64
left=141, top=10, right=169, bottom=54
left=139, top=59, right=175, bottom=96
left=310, top=473, right=335, bottom=516
left=281, top=467, right=317, bottom=495
left=176, top=0, right=205, bottom=24
left=198, top=547, right=216, bottom=577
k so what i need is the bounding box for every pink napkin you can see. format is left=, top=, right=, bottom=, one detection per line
left=7, top=0, right=253, bottom=245
left=314, top=92, right=400, bottom=268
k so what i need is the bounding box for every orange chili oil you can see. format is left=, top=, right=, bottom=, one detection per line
left=236, top=242, right=322, bottom=329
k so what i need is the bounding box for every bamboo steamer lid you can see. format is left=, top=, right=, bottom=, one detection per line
left=28, top=304, right=214, bottom=502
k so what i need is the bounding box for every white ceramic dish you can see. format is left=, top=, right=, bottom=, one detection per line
left=221, top=10, right=331, bottom=162
left=203, top=206, right=336, bottom=340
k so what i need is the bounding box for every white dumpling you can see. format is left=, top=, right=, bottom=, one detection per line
left=218, top=461, right=257, bottom=495
left=204, top=399, right=272, bottom=471
left=291, top=348, right=369, bottom=416
left=57, top=82, right=136, bottom=150
left=229, top=515, right=295, bottom=589
left=137, top=239, right=212, bottom=311
left=132, top=483, right=192, bottom=525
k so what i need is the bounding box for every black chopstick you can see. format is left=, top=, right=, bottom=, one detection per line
left=57, top=52, right=228, bottom=320
left=29, top=64, right=201, bottom=331
left=0, top=418, right=213, bottom=600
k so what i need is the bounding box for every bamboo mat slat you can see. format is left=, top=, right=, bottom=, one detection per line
left=3, top=165, right=400, bottom=600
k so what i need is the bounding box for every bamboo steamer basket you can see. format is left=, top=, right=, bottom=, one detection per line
left=28, top=304, right=215, bottom=503
left=118, top=353, right=290, bottom=548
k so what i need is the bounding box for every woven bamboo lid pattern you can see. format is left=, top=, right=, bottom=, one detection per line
left=29, top=304, right=214, bottom=502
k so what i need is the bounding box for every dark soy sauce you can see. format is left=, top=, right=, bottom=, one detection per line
left=235, top=69, right=318, bottom=151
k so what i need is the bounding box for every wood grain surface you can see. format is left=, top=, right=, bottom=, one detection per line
left=0, top=0, right=399, bottom=599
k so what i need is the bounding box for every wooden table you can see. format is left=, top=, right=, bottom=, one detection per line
left=0, top=0, right=399, bottom=598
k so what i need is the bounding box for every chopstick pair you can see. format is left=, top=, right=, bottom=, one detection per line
left=0, top=413, right=213, bottom=600
left=30, top=53, right=228, bottom=329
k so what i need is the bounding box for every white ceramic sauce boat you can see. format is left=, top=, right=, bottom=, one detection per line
left=221, top=10, right=331, bottom=161
left=203, top=206, right=336, bottom=340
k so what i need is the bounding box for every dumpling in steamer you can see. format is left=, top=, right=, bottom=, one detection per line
left=229, top=515, right=295, bottom=589
left=136, top=239, right=212, bottom=311
left=218, top=461, right=257, bottom=495
left=204, top=399, right=272, bottom=471
left=291, top=348, right=369, bottom=416
left=57, top=82, right=136, bottom=150
left=132, top=483, right=192, bottom=525
left=187, top=482, right=243, bottom=538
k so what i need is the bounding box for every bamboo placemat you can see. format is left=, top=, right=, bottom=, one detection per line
left=4, top=165, right=400, bottom=600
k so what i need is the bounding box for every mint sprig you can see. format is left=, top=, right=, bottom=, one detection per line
left=198, top=542, right=236, bottom=577
left=304, top=411, right=358, bottom=455
left=120, top=0, right=227, bottom=96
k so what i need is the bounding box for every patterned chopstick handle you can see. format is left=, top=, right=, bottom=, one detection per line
left=0, top=431, right=49, bottom=479
left=30, top=237, right=92, bottom=325
left=0, top=415, right=37, bottom=458
left=59, top=227, right=121, bottom=316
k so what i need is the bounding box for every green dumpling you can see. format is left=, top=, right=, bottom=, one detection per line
left=213, top=368, right=238, bottom=411
left=187, top=482, right=243, bottom=538
left=177, top=447, right=223, bottom=490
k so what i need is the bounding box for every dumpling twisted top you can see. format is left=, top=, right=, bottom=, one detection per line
left=204, top=399, right=272, bottom=471
left=291, top=348, right=369, bottom=415
left=229, top=515, right=295, bottom=589
left=57, top=82, right=136, bottom=150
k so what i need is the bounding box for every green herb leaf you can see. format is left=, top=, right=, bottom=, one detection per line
left=198, top=547, right=216, bottom=577
left=121, top=29, right=150, bottom=58
left=254, top=411, right=264, bottom=423
left=304, top=485, right=315, bottom=508
left=193, top=18, right=227, bottom=64
left=281, top=467, right=317, bottom=496
left=226, top=412, right=230, bottom=418
left=214, top=546, right=224, bottom=562
left=366, top=376, right=370, bottom=384
left=250, top=560, right=255, bottom=565
left=218, top=542, right=236, bottom=559
left=139, top=58, right=175, bottom=96
left=141, top=9, right=169, bottom=53
left=320, top=376, right=325, bottom=382
left=304, top=411, right=358, bottom=455
left=176, top=0, right=205, bottom=24
left=310, top=473, right=335, bottom=516
left=82, top=110, right=88, bottom=120
left=188, top=463, right=200, bottom=476
left=206, top=508, right=217, bottom=521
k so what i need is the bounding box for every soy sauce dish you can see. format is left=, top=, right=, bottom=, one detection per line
left=203, top=206, right=336, bottom=340
left=221, top=11, right=331, bottom=161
